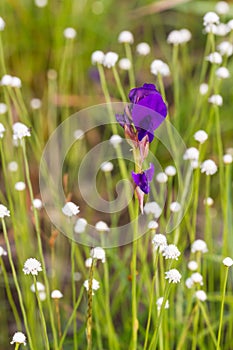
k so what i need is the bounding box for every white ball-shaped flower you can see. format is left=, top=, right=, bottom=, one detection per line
left=187, top=260, right=198, bottom=271
left=156, top=172, right=168, bottom=184
left=144, top=201, right=162, bottom=218
left=191, top=239, right=208, bottom=253
left=13, top=122, right=31, bottom=140
left=191, top=272, right=203, bottom=285
left=223, top=154, right=233, bottom=164
left=195, top=290, right=207, bottom=301
left=35, top=0, right=48, bottom=7
left=118, top=58, right=131, bottom=70
left=74, top=218, right=87, bottom=234
left=163, top=244, right=181, bottom=260
left=165, top=269, right=182, bottom=283
left=156, top=297, right=169, bottom=311
left=148, top=220, right=159, bottom=230
left=0, top=246, right=7, bottom=256
left=150, top=59, right=170, bottom=77
left=73, top=129, right=84, bottom=140
left=62, top=202, right=80, bottom=217
left=32, top=198, right=43, bottom=210
left=51, top=289, right=63, bottom=299
left=30, top=98, right=42, bottom=110
left=0, top=17, right=5, bottom=31
left=118, top=30, right=134, bottom=44
left=203, top=12, right=220, bottom=26
left=100, top=161, right=114, bottom=172
left=90, top=247, right=106, bottom=263
left=0, top=204, right=10, bottom=218
left=91, top=50, right=105, bottom=65
left=216, top=67, right=230, bottom=79
left=204, top=197, right=214, bottom=206
left=83, top=278, right=100, bottom=295
left=0, top=102, right=7, bottom=114
left=183, top=147, right=199, bottom=161
left=215, top=1, right=230, bottom=15
left=200, top=159, right=218, bottom=175
left=136, top=42, right=151, bottom=56
left=194, top=130, right=208, bottom=144
left=0, top=123, right=5, bottom=138
left=30, top=281, right=45, bottom=292
left=11, top=77, right=22, bottom=88
left=10, top=332, right=26, bottom=345
left=165, top=165, right=176, bottom=177
left=8, top=161, right=18, bottom=172
left=152, top=233, right=167, bottom=252
left=63, top=27, right=77, bottom=39
left=15, top=181, right=26, bottom=191
left=217, top=41, right=233, bottom=56
left=109, top=134, right=122, bottom=148
left=103, top=52, right=119, bottom=68
left=199, top=83, right=209, bottom=95
left=95, top=220, right=110, bottom=232
left=208, top=94, right=223, bottom=106
left=170, top=201, right=181, bottom=213
left=205, top=52, right=222, bottom=64
left=223, top=257, right=233, bottom=267
left=23, top=258, right=42, bottom=275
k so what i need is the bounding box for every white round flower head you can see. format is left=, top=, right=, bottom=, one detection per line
left=13, top=122, right=31, bottom=140
left=163, top=244, right=181, bottom=260
left=165, top=269, right=182, bottom=283
left=170, top=201, right=181, bottom=213
left=191, top=239, right=208, bottom=253
left=0, top=102, right=7, bottom=114
left=205, top=24, right=218, bottom=34
left=51, top=289, right=63, bottom=299
left=23, top=258, right=42, bottom=275
left=199, top=83, right=209, bottom=95
left=191, top=272, right=203, bottom=285
left=118, top=30, right=134, bottom=44
left=100, top=161, right=114, bottom=172
left=194, top=130, right=208, bottom=144
left=165, top=165, right=176, bottom=177
left=1, top=74, right=13, bottom=86
left=179, top=28, right=192, bottom=43
left=204, top=197, right=214, bottom=206
left=103, top=52, right=119, bottom=68
left=203, top=12, right=220, bottom=26
left=30, top=98, right=42, bottom=109
left=156, top=297, right=169, bottom=311
left=91, top=50, right=105, bottom=65
left=228, top=19, right=233, bottom=30
left=188, top=260, right=198, bottom=271
left=85, top=257, right=93, bottom=268
left=152, top=233, right=167, bottom=252
left=136, top=42, right=151, bottom=56
left=217, top=41, right=233, bottom=56
left=11, top=77, right=22, bottom=88
left=167, top=30, right=182, bottom=45
left=0, top=123, right=5, bottom=138
left=0, top=246, right=7, bottom=256
left=109, top=134, right=122, bottom=148
left=73, top=129, right=84, bottom=140
left=185, top=277, right=194, bottom=289
left=83, top=278, right=100, bottom=295
left=91, top=247, right=106, bottom=263
left=0, top=17, right=5, bottom=31
left=223, top=257, right=233, bottom=267
left=74, top=218, right=87, bottom=234
left=0, top=204, right=10, bottom=218
left=215, top=1, right=230, bottom=15
left=118, top=58, right=131, bottom=70
left=32, top=198, right=43, bottom=210
left=201, top=159, right=218, bottom=175
left=183, top=147, right=199, bottom=161
left=208, top=95, right=223, bottom=106
left=62, top=202, right=80, bottom=217
left=150, top=59, right=170, bottom=77
left=191, top=160, right=199, bottom=169
left=223, top=154, right=233, bottom=164
left=205, top=52, right=222, bottom=64
left=148, top=220, right=159, bottom=230
left=30, top=281, right=45, bottom=292
left=144, top=201, right=162, bottom=218
left=195, top=290, right=207, bottom=302
left=15, top=181, right=26, bottom=191
left=10, top=332, right=26, bottom=345
left=216, top=66, right=230, bottom=79
left=39, top=291, right=46, bottom=301
left=8, top=161, right=18, bottom=172
left=95, top=220, right=110, bottom=232
left=214, top=23, right=230, bottom=36
left=63, top=27, right=77, bottom=39
left=35, top=0, right=48, bottom=7
left=156, top=172, right=168, bottom=184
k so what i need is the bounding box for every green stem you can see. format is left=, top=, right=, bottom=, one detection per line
left=112, top=65, right=127, bottom=102
left=86, top=259, right=94, bottom=350
left=21, top=140, right=58, bottom=349
left=58, top=288, right=84, bottom=349
left=198, top=300, right=218, bottom=346
left=71, top=240, right=78, bottom=350
left=191, top=302, right=200, bottom=350
left=0, top=257, right=21, bottom=329
left=33, top=275, right=50, bottom=350
left=1, top=218, right=35, bottom=350
left=124, top=43, right=135, bottom=88
left=217, top=266, right=229, bottom=350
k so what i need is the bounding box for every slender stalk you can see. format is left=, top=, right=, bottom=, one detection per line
left=124, top=42, right=135, bottom=88
left=143, top=252, right=159, bottom=350
left=33, top=275, right=50, bottom=350
left=0, top=257, right=21, bottom=329
left=1, top=218, right=35, bottom=350
left=54, top=299, right=62, bottom=340
left=191, top=302, right=200, bottom=350
left=86, top=259, right=94, bottom=350
left=198, top=300, right=217, bottom=346
left=58, top=287, right=84, bottom=349
left=21, top=140, right=58, bottom=349
left=112, top=65, right=127, bottom=102
left=217, top=266, right=229, bottom=350
left=71, top=240, right=78, bottom=350
left=148, top=283, right=172, bottom=350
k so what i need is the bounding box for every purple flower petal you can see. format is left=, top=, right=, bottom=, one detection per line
left=132, top=163, right=155, bottom=194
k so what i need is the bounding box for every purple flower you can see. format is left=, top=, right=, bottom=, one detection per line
left=129, top=83, right=167, bottom=142
left=132, top=163, right=154, bottom=194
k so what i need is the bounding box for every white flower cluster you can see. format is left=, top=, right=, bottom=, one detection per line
left=167, top=28, right=192, bottom=45
left=1, top=74, right=22, bottom=88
